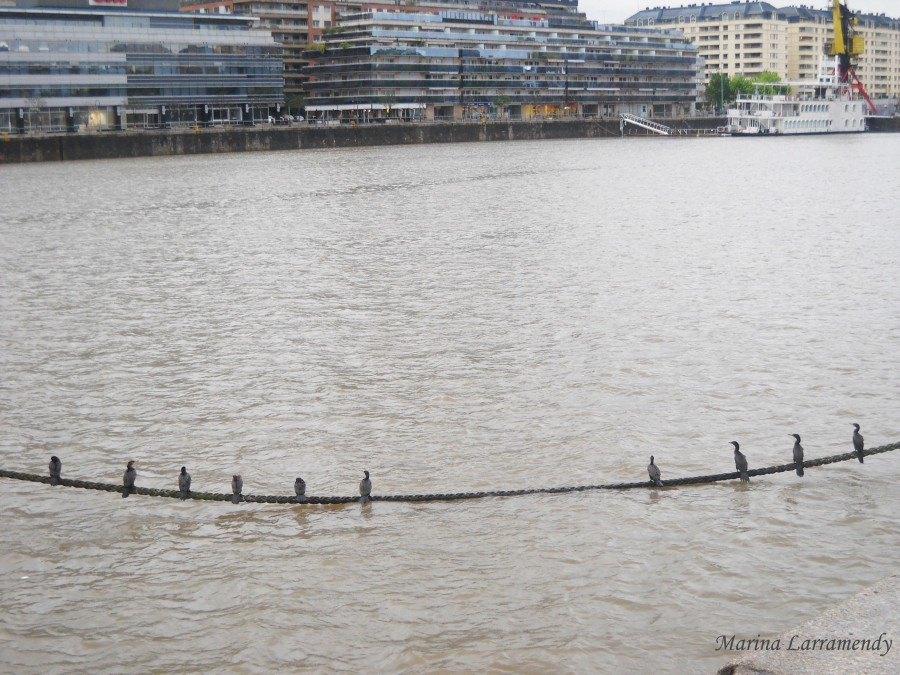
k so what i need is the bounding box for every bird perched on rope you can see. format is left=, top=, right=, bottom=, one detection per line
left=359, top=470, right=372, bottom=503
left=122, top=460, right=136, bottom=498
left=852, top=423, right=864, bottom=463
left=178, top=466, right=191, bottom=500
left=231, top=475, right=243, bottom=504
left=731, top=442, right=749, bottom=482
left=294, top=477, right=306, bottom=504
left=48, top=456, right=62, bottom=486
left=791, top=434, right=804, bottom=477
left=647, top=456, right=663, bottom=486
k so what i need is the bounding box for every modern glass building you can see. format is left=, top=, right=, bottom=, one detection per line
left=1, top=0, right=283, bottom=133
left=302, top=8, right=702, bottom=122
left=180, top=0, right=581, bottom=98
left=182, top=0, right=334, bottom=97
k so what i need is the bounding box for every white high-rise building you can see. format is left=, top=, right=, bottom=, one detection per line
left=626, top=3, right=900, bottom=98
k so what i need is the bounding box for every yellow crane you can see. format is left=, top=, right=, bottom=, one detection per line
left=826, top=0, right=876, bottom=113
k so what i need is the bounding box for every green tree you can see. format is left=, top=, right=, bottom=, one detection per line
left=378, top=92, right=397, bottom=117
left=491, top=94, right=512, bottom=117
left=285, top=93, right=306, bottom=116
left=705, top=72, right=730, bottom=109
left=752, top=71, right=790, bottom=96
left=730, top=75, right=755, bottom=99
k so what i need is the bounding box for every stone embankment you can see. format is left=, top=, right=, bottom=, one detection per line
left=0, top=117, right=721, bottom=164
left=2, top=116, right=896, bottom=164
left=718, top=573, right=898, bottom=675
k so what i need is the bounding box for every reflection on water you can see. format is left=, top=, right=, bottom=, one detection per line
left=1, top=135, right=899, bottom=673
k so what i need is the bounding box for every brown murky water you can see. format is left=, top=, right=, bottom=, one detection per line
left=1, top=135, right=899, bottom=673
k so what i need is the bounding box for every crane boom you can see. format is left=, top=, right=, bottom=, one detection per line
left=830, top=0, right=847, bottom=56
left=826, top=0, right=876, bottom=114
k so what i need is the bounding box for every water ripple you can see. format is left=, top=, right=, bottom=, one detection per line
left=1, top=136, right=899, bottom=673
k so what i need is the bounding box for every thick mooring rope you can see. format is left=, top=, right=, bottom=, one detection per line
left=1, top=442, right=897, bottom=505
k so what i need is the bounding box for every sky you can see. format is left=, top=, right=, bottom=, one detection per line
left=577, top=1, right=900, bottom=25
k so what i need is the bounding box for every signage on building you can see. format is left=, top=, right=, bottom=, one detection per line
left=89, top=0, right=128, bottom=6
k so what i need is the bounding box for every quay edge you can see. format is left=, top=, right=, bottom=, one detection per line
left=1, top=118, right=723, bottom=164
left=718, top=572, right=899, bottom=675
left=3, top=117, right=897, bottom=164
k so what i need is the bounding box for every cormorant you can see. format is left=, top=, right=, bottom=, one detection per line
left=231, top=475, right=243, bottom=504
left=48, top=456, right=61, bottom=486
left=179, top=466, right=191, bottom=500
left=852, top=423, right=864, bottom=463
left=731, top=442, right=749, bottom=482
left=791, top=434, right=804, bottom=477
left=294, top=477, right=306, bottom=503
left=123, top=461, right=136, bottom=498
left=647, top=456, right=663, bottom=486
left=359, top=470, right=372, bottom=503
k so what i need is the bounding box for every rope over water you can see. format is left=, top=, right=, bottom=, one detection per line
left=1, top=442, right=898, bottom=505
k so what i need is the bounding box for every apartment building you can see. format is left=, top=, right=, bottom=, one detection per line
left=781, top=5, right=900, bottom=96
left=1, top=0, right=283, bottom=134
left=182, top=0, right=335, bottom=95
left=628, top=3, right=788, bottom=79
left=302, top=8, right=703, bottom=122
left=626, top=3, right=900, bottom=97
left=180, top=0, right=596, bottom=97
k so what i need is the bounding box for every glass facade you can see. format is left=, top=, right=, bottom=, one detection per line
left=1, top=6, right=283, bottom=133
left=182, top=0, right=325, bottom=97
left=302, top=9, right=702, bottom=122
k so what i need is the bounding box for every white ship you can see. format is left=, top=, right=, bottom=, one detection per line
left=724, top=56, right=868, bottom=136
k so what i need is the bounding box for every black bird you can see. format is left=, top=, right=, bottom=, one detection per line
left=731, top=441, right=749, bottom=482
left=791, top=434, right=804, bottom=477
left=231, top=475, right=243, bottom=504
left=48, top=456, right=62, bottom=486
left=647, top=455, right=663, bottom=486
left=294, top=477, right=306, bottom=503
left=852, top=423, right=864, bottom=463
left=359, top=470, right=372, bottom=503
left=178, top=466, right=191, bottom=500
left=123, top=460, right=136, bottom=498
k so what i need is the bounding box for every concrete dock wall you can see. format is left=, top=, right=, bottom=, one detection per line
left=718, top=573, right=898, bottom=675
left=867, top=116, right=900, bottom=133
left=3, top=116, right=895, bottom=164
left=0, top=117, right=721, bottom=164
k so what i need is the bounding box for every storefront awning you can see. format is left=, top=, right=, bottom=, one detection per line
left=306, top=103, right=427, bottom=112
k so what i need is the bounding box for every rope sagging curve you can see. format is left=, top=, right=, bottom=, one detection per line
left=1, top=441, right=898, bottom=505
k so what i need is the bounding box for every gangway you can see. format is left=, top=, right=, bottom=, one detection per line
left=619, top=113, right=671, bottom=135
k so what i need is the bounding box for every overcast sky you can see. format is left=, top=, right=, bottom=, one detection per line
left=578, top=1, right=900, bottom=25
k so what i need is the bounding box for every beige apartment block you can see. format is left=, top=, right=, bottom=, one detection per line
left=627, top=3, right=900, bottom=97
left=683, top=13, right=789, bottom=80
left=853, top=14, right=900, bottom=97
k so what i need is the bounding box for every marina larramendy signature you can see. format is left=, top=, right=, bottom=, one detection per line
left=716, top=633, right=892, bottom=657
